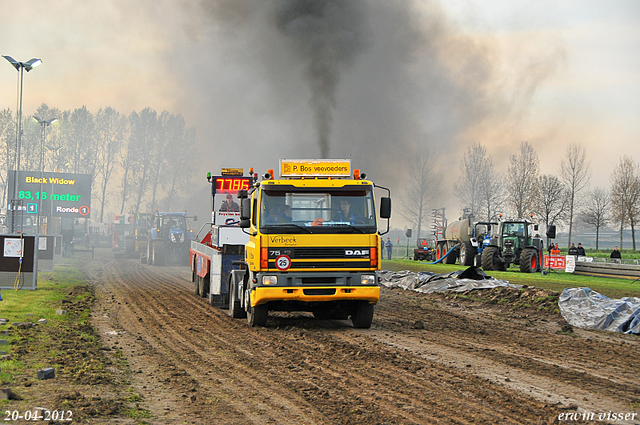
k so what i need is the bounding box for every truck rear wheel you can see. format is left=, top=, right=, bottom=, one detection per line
left=246, top=289, right=268, bottom=327
left=194, top=274, right=201, bottom=296
left=519, top=248, right=538, bottom=273
left=228, top=277, right=246, bottom=318
left=351, top=302, right=374, bottom=329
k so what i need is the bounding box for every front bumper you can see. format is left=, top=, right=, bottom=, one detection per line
left=251, top=285, right=380, bottom=307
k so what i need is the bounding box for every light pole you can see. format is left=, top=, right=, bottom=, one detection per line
left=3, top=56, right=42, bottom=233
left=33, top=116, right=57, bottom=234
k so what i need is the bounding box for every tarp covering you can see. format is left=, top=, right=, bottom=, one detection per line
left=559, top=287, right=640, bottom=335
left=378, top=267, right=519, bottom=294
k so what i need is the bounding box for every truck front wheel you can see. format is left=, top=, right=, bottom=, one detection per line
left=246, top=289, right=268, bottom=327
left=351, top=302, right=374, bottom=329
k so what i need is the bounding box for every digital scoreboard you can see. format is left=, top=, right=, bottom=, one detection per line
left=211, top=176, right=252, bottom=195
left=7, top=171, right=92, bottom=218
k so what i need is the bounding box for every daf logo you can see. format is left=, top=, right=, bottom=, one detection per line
left=345, top=249, right=369, bottom=256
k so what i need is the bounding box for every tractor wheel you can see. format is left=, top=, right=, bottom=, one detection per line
left=246, top=289, right=268, bottom=327
left=481, top=246, right=500, bottom=271
left=519, top=248, right=538, bottom=273
left=444, top=244, right=458, bottom=264
left=459, top=241, right=475, bottom=267
left=436, top=242, right=446, bottom=262
left=351, top=301, right=375, bottom=329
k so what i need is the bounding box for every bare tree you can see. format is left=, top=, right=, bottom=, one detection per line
left=505, top=141, right=540, bottom=218
left=454, top=142, right=489, bottom=217
left=128, top=108, right=158, bottom=214
left=399, top=149, right=442, bottom=241
left=577, top=187, right=610, bottom=250
left=159, top=115, right=196, bottom=210
left=477, top=164, right=504, bottom=222
left=561, top=144, right=591, bottom=247
left=0, top=108, right=15, bottom=208
left=610, top=156, right=640, bottom=251
left=536, top=174, right=568, bottom=232
left=66, top=106, right=96, bottom=175
left=95, top=107, right=124, bottom=222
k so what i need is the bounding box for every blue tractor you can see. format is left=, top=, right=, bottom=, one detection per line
left=146, top=211, right=197, bottom=266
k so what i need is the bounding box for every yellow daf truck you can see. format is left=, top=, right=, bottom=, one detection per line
left=233, top=159, right=392, bottom=328
left=218, top=159, right=391, bottom=328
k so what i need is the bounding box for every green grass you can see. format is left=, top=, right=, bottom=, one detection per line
left=382, top=259, right=640, bottom=300
left=0, top=265, right=87, bottom=384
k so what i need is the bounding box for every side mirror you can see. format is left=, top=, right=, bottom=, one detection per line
left=193, top=215, right=198, bottom=222
left=239, top=219, right=250, bottom=228
left=379, top=197, right=391, bottom=219
left=240, top=198, right=252, bottom=221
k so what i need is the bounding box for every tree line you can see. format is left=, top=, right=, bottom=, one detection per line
left=0, top=104, right=197, bottom=223
left=400, top=142, right=640, bottom=251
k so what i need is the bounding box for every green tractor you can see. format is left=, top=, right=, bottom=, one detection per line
left=481, top=218, right=544, bottom=273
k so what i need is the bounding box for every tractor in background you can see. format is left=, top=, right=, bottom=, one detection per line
left=481, top=216, right=544, bottom=273
left=146, top=211, right=197, bottom=266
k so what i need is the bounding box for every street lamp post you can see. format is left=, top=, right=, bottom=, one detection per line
left=3, top=56, right=42, bottom=233
left=33, top=117, right=57, bottom=235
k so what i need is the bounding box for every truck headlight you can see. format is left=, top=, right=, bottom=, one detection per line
left=361, top=275, right=376, bottom=285
left=262, top=276, right=277, bottom=285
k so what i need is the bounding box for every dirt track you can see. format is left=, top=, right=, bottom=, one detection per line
left=86, top=256, right=640, bottom=424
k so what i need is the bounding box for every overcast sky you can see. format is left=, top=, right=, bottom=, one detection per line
left=1, top=0, right=639, bottom=226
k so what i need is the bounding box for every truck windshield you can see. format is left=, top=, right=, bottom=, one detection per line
left=259, top=187, right=377, bottom=234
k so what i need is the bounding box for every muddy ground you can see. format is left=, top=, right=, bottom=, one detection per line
left=5, top=252, right=640, bottom=424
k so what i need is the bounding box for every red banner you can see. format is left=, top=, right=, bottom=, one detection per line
left=544, top=255, right=565, bottom=269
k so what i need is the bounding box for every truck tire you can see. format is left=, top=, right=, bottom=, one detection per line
left=147, top=243, right=153, bottom=266
left=194, top=274, right=201, bottom=296
left=481, top=246, right=500, bottom=271
left=228, top=277, right=246, bottom=318
left=459, top=241, right=475, bottom=267
left=519, top=248, right=538, bottom=273
left=246, top=289, right=268, bottom=327
left=351, top=301, right=374, bottom=329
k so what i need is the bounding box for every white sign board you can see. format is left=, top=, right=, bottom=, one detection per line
left=565, top=255, right=576, bottom=273
left=4, top=238, right=23, bottom=258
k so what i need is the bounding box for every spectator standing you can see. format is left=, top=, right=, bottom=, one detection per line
left=577, top=243, right=586, bottom=256
left=550, top=243, right=561, bottom=255
left=568, top=243, right=578, bottom=255
left=610, top=246, right=622, bottom=262
left=385, top=237, right=393, bottom=260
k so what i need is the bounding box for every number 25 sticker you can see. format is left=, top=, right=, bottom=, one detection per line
left=275, top=255, right=291, bottom=271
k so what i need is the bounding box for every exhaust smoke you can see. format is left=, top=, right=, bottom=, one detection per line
left=275, top=0, right=368, bottom=158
